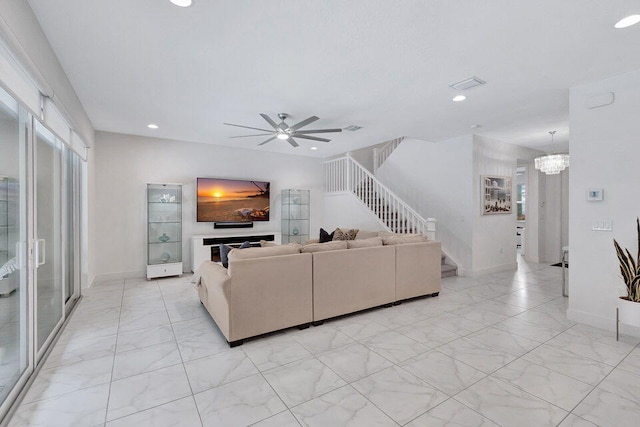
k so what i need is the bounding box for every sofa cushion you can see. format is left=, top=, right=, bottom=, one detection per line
left=381, top=234, right=427, bottom=245
left=347, top=236, right=383, bottom=249
left=301, top=240, right=348, bottom=253
left=227, top=244, right=301, bottom=262
left=319, top=228, right=335, bottom=243
left=260, top=240, right=277, bottom=247
left=355, top=230, right=380, bottom=240
left=333, top=228, right=359, bottom=241
left=220, top=241, right=251, bottom=267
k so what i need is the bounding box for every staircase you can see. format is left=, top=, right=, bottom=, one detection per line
left=441, top=253, right=457, bottom=278
left=325, top=152, right=457, bottom=277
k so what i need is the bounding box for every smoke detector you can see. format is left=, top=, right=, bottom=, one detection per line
left=344, top=125, right=363, bottom=131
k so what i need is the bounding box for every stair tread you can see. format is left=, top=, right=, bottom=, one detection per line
left=441, top=264, right=457, bottom=272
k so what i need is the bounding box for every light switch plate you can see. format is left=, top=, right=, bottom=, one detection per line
left=592, top=220, right=613, bottom=231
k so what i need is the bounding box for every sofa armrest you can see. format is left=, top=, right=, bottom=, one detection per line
left=395, top=241, right=441, bottom=301
left=196, top=261, right=233, bottom=339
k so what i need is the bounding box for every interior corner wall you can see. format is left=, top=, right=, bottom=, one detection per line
left=0, top=0, right=94, bottom=146
left=92, top=131, right=324, bottom=282
left=375, top=136, right=475, bottom=272
left=568, top=69, right=640, bottom=336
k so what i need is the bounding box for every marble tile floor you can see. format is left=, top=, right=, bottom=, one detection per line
left=7, top=257, right=640, bottom=427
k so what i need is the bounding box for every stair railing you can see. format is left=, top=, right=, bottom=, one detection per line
left=325, top=153, right=436, bottom=240
left=373, top=137, right=403, bottom=173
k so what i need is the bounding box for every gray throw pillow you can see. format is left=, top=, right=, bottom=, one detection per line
left=220, top=241, right=251, bottom=268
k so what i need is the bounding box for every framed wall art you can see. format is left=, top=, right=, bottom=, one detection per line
left=482, top=175, right=512, bottom=215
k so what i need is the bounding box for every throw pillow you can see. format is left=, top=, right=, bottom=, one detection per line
left=260, top=240, right=277, bottom=247
left=333, top=228, right=359, bottom=241
left=220, top=241, right=251, bottom=268
left=319, top=228, right=335, bottom=243
left=347, top=237, right=383, bottom=249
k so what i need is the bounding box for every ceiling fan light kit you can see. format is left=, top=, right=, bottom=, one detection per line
left=224, top=113, right=342, bottom=148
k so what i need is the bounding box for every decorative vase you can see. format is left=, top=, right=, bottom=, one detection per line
left=160, top=252, right=171, bottom=263
left=618, top=297, right=640, bottom=328
left=159, top=233, right=170, bottom=242
left=292, top=227, right=299, bottom=236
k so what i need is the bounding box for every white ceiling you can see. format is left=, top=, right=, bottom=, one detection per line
left=27, top=0, right=640, bottom=157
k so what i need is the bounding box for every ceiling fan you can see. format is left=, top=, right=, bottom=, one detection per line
left=223, top=113, right=342, bottom=147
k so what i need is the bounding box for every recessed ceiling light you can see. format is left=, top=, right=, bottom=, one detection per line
left=452, top=95, right=466, bottom=102
left=615, top=15, right=640, bottom=28
left=147, top=124, right=159, bottom=129
left=170, top=0, right=193, bottom=7
left=310, top=146, right=318, bottom=150
left=470, top=124, right=482, bottom=129
left=276, top=133, right=289, bottom=140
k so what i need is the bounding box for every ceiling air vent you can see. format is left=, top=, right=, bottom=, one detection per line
left=450, top=76, right=486, bottom=91
left=344, top=125, right=362, bottom=131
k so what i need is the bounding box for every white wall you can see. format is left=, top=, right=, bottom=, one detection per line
left=92, top=131, right=324, bottom=282
left=472, top=135, right=518, bottom=274
left=568, top=69, right=640, bottom=336
left=0, top=0, right=94, bottom=146
left=376, top=136, right=475, bottom=271
left=472, top=135, right=545, bottom=273
left=322, top=193, right=387, bottom=233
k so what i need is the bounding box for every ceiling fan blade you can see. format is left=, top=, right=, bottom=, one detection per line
left=258, top=136, right=277, bottom=146
left=289, top=116, right=319, bottom=131
left=259, top=113, right=280, bottom=130
left=229, top=133, right=273, bottom=138
left=224, top=122, right=273, bottom=132
left=287, top=137, right=299, bottom=147
left=293, top=128, right=343, bottom=134
left=292, top=134, right=331, bottom=142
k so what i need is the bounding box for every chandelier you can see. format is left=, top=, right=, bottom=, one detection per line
left=534, top=131, right=569, bottom=175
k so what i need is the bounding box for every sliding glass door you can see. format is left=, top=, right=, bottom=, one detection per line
left=0, top=88, right=30, bottom=418
left=34, top=124, right=64, bottom=355
left=0, top=74, right=85, bottom=423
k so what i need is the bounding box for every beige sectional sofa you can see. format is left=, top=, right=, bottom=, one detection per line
left=195, top=232, right=441, bottom=346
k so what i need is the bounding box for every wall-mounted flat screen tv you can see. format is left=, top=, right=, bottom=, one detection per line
left=196, top=178, right=270, bottom=222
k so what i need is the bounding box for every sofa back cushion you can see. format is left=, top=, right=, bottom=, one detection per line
left=381, top=234, right=427, bottom=245
left=347, top=237, right=383, bottom=249
left=355, top=230, right=380, bottom=240
left=220, top=241, right=251, bottom=268
left=228, top=244, right=301, bottom=262
left=301, top=240, right=348, bottom=253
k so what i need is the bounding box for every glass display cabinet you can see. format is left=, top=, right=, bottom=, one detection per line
left=281, top=189, right=310, bottom=244
left=147, top=183, right=183, bottom=279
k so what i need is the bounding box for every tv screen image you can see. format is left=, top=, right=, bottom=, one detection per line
left=197, top=178, right=270, bottom=222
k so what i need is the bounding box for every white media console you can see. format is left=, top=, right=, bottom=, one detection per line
left=191, top=231, right=282, bottom=272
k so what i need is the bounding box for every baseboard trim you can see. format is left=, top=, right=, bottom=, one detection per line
left=91, top=270, right=145, bottom=287
left=567, top=307, right=640, bottom=338
left=458, top=262, right=517, bottom=278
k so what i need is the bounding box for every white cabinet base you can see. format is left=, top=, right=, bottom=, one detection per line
left=147, top=262, right=183, bottom=279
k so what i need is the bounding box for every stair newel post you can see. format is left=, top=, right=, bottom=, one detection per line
left=346, top=152, right=352, bottom=193
left=426, top=217, right=437, bottom=241
left=373, top=147, right=380, bottom=174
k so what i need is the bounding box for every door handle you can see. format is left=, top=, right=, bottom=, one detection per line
left=34, top=239, right=46, bottom=267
